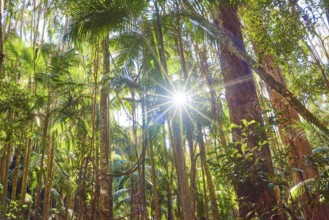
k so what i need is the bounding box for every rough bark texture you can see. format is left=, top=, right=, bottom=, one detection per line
left=215, top=5, right=280, bottom=219
left=260, top=55, right=318, bottom=183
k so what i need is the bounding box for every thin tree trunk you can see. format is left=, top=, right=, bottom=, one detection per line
left=139, top=95, right=147, bottom=220
left=40, top=0, right=48, bottom=45
left=20, top=126, right=34, bottom=205
left=197, top=122, right=220, bottom=220
left=0, top=0, right=4, bottom=70
left=1, top=143, right=12, bottom=204
left=42, top=133, right=55, bottom=220
left=162, top=126, right=173, bottom=220
left=170, top=113, right=193, bottom=220
left=215, top=5, right=280, bottom=219
left=149, top=138, right=161, bottom=220
left=176, top=18, right=197, bottom=217
left=99, top=37, right=112, bottom=220
left=130, top=89, right=140, bottom=220
left=196, top=45, right=227, bottom=147
left=11, top=128, right=24, bottom=200
left=91, top=44, right=100, bottom=220
left=200, top=154, right=210, bottom=220
left=34, top=95, right=50, bottom=220
left=154, top=1, right=192, bottom=219
left=19, top=0, right=26, bottom=38
left=33, top=0, right=43, bottom=50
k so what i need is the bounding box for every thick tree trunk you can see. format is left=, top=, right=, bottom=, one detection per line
left=260, top=55, right=318, bottom=182
left=215, top=5, right=280, bottom=219
left=99, top=37, right=112, bottom=220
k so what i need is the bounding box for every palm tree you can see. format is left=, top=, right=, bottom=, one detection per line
left=67, top=0, right=147, bottom=218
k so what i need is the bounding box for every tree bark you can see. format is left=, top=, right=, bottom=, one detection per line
left=260, top=54, right=318, bottom=182
left=215, top=5, right=280, bottom=219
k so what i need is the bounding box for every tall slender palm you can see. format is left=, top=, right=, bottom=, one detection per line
left=66, top=0, right=147, bottom=218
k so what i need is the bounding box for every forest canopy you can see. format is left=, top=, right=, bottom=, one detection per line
left=1, top=0, right=329, bottom=219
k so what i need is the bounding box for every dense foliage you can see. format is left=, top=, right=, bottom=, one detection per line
left=0, top=0, right=329, bottom=219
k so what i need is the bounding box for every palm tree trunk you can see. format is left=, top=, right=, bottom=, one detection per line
left=19, top=0, right=26, bottom=38
left=162, top=126, right=173, bottom=220
left=0, top=0, right=4, bottom=70
left=215, top=5, right=280, bottom=219
left=1, top=143, right=12, bottom=204
left=140, top=95, right=147, bottom=220
left=90, top=44, right=99, bottom=220
left=20, top=126, right=34, bottom=205
left=34, top=96, right=50, bottom=220
left=200, top=155, right=210, bottom=220
left=42, top=133, right=55, bottom=220
left=176, top=20, right=197, bottom=216
left=170, top=113, right=193, bottom=220
left=11, top=128, right=24, bottom=200
left=197, top=122, right=220, bottom=220
left=196, top=45, right=227, bottom=147
left=99, top=37, right=112, bottom=220
left=154, top=1, right=193, bottom=219
left=148, top=132, right=161, bottom=220
left=130, top=89, right=140, bottom=220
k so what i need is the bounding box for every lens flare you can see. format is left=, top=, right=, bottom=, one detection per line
left=172, top=91, right=187, bottom=107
